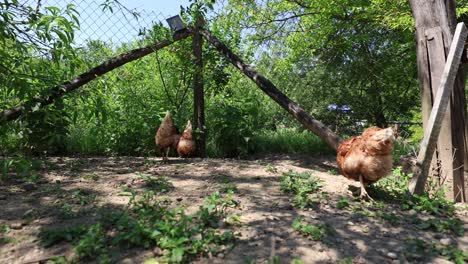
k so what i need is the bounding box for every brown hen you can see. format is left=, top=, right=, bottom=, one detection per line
left=336, top=126, right=395, bottom=200
left=155, top=111, right=180, bottom=163
left=177, top=120, right=196, bottom=158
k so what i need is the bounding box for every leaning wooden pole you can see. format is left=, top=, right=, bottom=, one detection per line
left=0, top=29, right=191, bottom=124
left=409, top=23, right=468, bottom=196
left=198, top=28, right=341, bottom=150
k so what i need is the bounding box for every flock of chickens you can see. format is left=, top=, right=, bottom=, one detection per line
left=155, top=111, right=196, bottom=162
left=155, top=111, right=396, bottom=200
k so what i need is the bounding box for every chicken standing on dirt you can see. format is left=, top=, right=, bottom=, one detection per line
left=336, top=126, right=395, bottom=200
left=177, top=120, right=196, bottom=158
left=155, top=111, right=180, bottom=163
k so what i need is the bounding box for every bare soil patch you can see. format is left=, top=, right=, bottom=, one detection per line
left=0, top=154, right=466, bottom=264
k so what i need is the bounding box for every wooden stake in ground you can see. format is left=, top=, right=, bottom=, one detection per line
left=192, top=16, right=206, bottom=158
left=409, top=23, right=468, bottom=196
left=0, top=29, right=191, bottom=124
left=198, top=28, right=341, bottom=151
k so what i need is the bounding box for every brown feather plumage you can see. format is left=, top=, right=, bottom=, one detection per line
left=337, top=126, right=395, bottom=187
left=177, top=120, right=196, bottom=158
left=155, top=111, right=180, bottom=162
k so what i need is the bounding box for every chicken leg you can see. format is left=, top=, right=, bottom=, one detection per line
left=359, top=174, right=373, bottom=201
left=164, top=148, right=170, bottom=163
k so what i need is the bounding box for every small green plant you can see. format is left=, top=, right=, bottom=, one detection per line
left=337, top=257, right=353, bottom=264
left=216, top=175, right=233, bottom=184
left=221, top=182, right=238, bottom=193
left=74, top=224, right=110, bottom=262
left=376, top=212, right=400, bottom=225
left=40, top=189, right=238, bottom=263
left=280, top=171, right=324, bottom=208
left=404, top=193, right=455, bottom=216
left=58, top=202, right=78, bottom=219
left=292, top=216, right=327, bottom=241
left=137, top=172, right=174, bottom=193
left=416, top=218, right=464, bottom=236
left=0, top=156, right=42, bottom=182
left=39, top=225, right=88, bottom=247
left=82, top=172, right=99, bottom=181
left=403, top=238, right=468, bottom=264
left=436, top=244, right=468, bottom=264
left=266, top=256, right=281, bottom=264
left=71, top=189, right=96, bottom=205
left=265, top=163, right=278, bottom=173
left=119, top=185, right=136, bottom=196
left=373, top=167, right=455, bottom=216
left=69, top=159, right=86, bottom=172
left=225, top=213, right=243, bottom=226
left=327, top=169, right=337, bottom=175
left=336, top=196, right=350, bottom=209
left=0, top=223, right=13, bottom=244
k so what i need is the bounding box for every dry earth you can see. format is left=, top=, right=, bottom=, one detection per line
left=0, top=154, right=466, bottom=264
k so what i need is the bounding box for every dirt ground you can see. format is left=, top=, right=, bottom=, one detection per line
left=0, top=154, right=467, bottom=264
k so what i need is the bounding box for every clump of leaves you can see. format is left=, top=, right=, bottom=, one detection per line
left=292, top=216, right=328, bottom=241
left=337, top=258, right=353, bottom=264
left=280, top=171, right=324, bottom=208
left=74, top=224, right=110, bottom=262
left=416, top=218, right=464, bottom=236
left=376, top=212, right=400, bottom=225
left=58, top=202, right=78, bottom=219
left=38, top=191, right=237, bottom=263
left=404, top=193, right=455, bottom=216
left=336, top=196, right=350, bottom=209
left=437, top=244, right=468, bottom=264
left=404, top=238, right=468, bottom=264
left=137, top=172, right=174, bottom=193
left=1, top=156, right=42, bottom=182
left=371, top=167, right=412, bottom=201
left=71, top=189, right=96, bottom=205
left=69, top=159, right=86, bottom=172
left=221, top=182, right=238, bottom=193
left=39, top=225, right=88, bottom=247
left=372, top=167, right=455, bottom=216
left=265, top=163, right=278, bottom=173
left=0, top=223, right=14, bottom=244
left=82, top=172, right=99, bottom=181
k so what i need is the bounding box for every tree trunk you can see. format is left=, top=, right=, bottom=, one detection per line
left=0, top=29, right=191, bottom=124
left=198, top=28, right=341, bottom=150
left=410, top=0, right=466, bottom=201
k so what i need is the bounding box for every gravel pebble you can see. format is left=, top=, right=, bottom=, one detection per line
left=439, top=238, right=453, bottom=246
left=386, top=252, right=398, bottom=259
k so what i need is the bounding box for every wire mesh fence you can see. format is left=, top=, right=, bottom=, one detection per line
left=24, top=0, right=176, bottom=50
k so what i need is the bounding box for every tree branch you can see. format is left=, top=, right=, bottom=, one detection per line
left=0, top=29, right=191, bottom=124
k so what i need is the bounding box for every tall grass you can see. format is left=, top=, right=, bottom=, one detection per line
left=250, top=128, right=334, bottom=156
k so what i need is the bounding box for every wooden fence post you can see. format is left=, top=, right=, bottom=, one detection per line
left=409, top=23, right=468, bottom=197
left=410, top=0, right=468, bottom=201
left=193, top=16, right=206, bottom=157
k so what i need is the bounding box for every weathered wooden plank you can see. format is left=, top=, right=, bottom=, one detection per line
left=409, top=23, right=468, bottom=196
left=198, top=28, right=342, bottom=150
left=426, top=27, right=456, bottom=196
left=0, top=29, right=192, bottom=124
